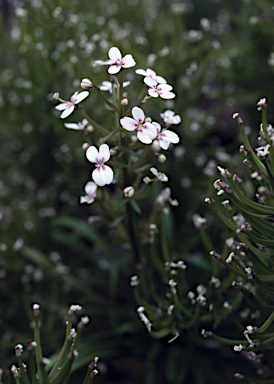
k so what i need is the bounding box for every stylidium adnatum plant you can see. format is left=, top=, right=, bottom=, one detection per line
left=53, top=46, right=181, bottom=267
left=197, top=98, right=274, bottom=382
left=6, top=304, right=98, bottom=384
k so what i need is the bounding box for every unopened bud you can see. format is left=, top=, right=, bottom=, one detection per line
left=121, top=97, right=128, bottom=106
left=123, top=186, right=135, bottom=197
left=81, top=78, right=94, bottom=89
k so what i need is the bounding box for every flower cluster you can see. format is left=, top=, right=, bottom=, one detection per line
left=54, top=46, right=181, bottom=206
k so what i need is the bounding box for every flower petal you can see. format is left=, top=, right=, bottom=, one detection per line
left=108, top=47, right=122, bottom=61
left=122, top=54, right=136, bottom=68
left=132, top=106, right=145, bottom=123
left=120, top=117, right=138, bottom=131
left=84, top=181, right=97, bottom=195
left=148, top=88, right=159, bottom=98
left=64, top=123, right=81, bottom=130
left=161, top=130, right=180, bottom=144
left=73, top=91, right=89, bottom=104
left=92, top=165, right=114, bottom=186
left=144, top=77, right=157, bottom=87
left=86, top=146, right=100, bottom=163
left=159, top=91, right=176, bottom=99
left=60, top=105, right=75, bottom=119
left=108, top=65, right=121, bottom=74
left=135, top=69, right=147, bottom=76
left=98, top=144, right=110, bottom=162
left=137, top=123, right=157, bottom=144
left=55, top=102, right=69, bottom=111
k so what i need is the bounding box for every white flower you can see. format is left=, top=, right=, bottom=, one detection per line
left=99, top=47, right=136, bottom=74
left=64, top=119, right=89, bottom=131
left=160, top=110, right=181, bottom=125
left=255, top=144, right=270, bottom=157
left=135, top=68, right=167, bottom=84
left=80, top=181, right=97, bottom=204
left=86, top=144, right=114, bottom=186
left=144, top=77, right=175, bottom=99
left=55, top=91, right=89, bottom=119
left=150, top=167, right=168, bottom=182
left=120, top=106, right=157, bottom=144
left=99, top=80, right=131, bottom=93
left=153, top=122, right=180, bottom=150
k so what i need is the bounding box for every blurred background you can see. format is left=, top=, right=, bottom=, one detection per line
left=1, top=0, right=274, bottom=382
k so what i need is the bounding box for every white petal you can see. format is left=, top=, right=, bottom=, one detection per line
left=86, top=146, right=100, bottom=163
left=73, top=91, right=89, bottom=104
left=158, top=84, right=173, bottom=92
left=108, top=47, right=122, bottom=61
left=152, top=121, right=161, bottom=133
left=160, top=91, right=176, bottom=99
left=64, top=123, right=80, bottom=130
left=132, top=106, right=145, bottom=123
left=120, top=117, right=137, bottom=131
left=60, top=105, right=75, bottom=119
left=137, top=123, right=157, bottom=144
left=92, top=165, right=114, bottom=186
left=108, top=65, right=121, bottom=74
left=148, top=88, right=159, bottom=98
left=122, top=54, right=136, bottom=68
left=144, top=77, right=157, bottom=87
left=98, top=144, right=110, bottom=162
left=150, top=167, right=158, bottom=176
left=84, top=181, right=97, bottom=195
left=135, top=69, right=147, bottom=76
left=161, top=130, right=180, bottom=144
left=55, top=102, right=68, bottom=111
left=155, top=75, right=167, bottom=84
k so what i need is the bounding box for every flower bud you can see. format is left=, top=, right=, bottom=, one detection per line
left=81, top=78, right=94, bottom=89
left=123, top=186, right=135, bottom=197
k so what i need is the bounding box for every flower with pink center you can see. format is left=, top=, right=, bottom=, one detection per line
left=153, top=122, right=180, bottom=150
left=144, top=77, right=175, bottom=99
left=135, top=68, right=167, bottom=84
left=64, top=119, right=90, bottom=131
left=99, top=80, right=131, bottom=93
left=80, top=181, right=97, bottom=204
left=160, top=110, right=181, bottom=125
left=86, top=144, right=114, bottom=187
left=120, top=107, right=157, bottom=144
left=55, top=91, right=89, bottom=119
left=99, top=47, right=136, bottom=74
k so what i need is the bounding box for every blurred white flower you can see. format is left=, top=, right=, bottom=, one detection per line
left=80, top=181, right=97, bottom=204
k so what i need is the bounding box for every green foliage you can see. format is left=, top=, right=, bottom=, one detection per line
left=2, top=0, right=274, bottom=383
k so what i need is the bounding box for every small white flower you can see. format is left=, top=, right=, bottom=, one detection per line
left=153, top=122, right=180, bottom=150
left=257, top=97, right=267, bottom=111
left=80, top=181, right=97, bottom=204
left=99, top=47, right=136, bottom=74
left=135, top=68, right=167, bottom=84
left=144, top=77, right=175, bottom=99
left=150, top=167, right=168, bottom=182
left=86, top=144, right=114, bottom=187
left=255, top=144, right=270, bottom=157
left=64, top=119, right=90, bottom=131
left=99, top=80, right=130, bottom=93
left=120, top=107, right=157, bottom=144
left=55, top=91, right=89, bottom=119
left=160, top=110, right=181, bottom=125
